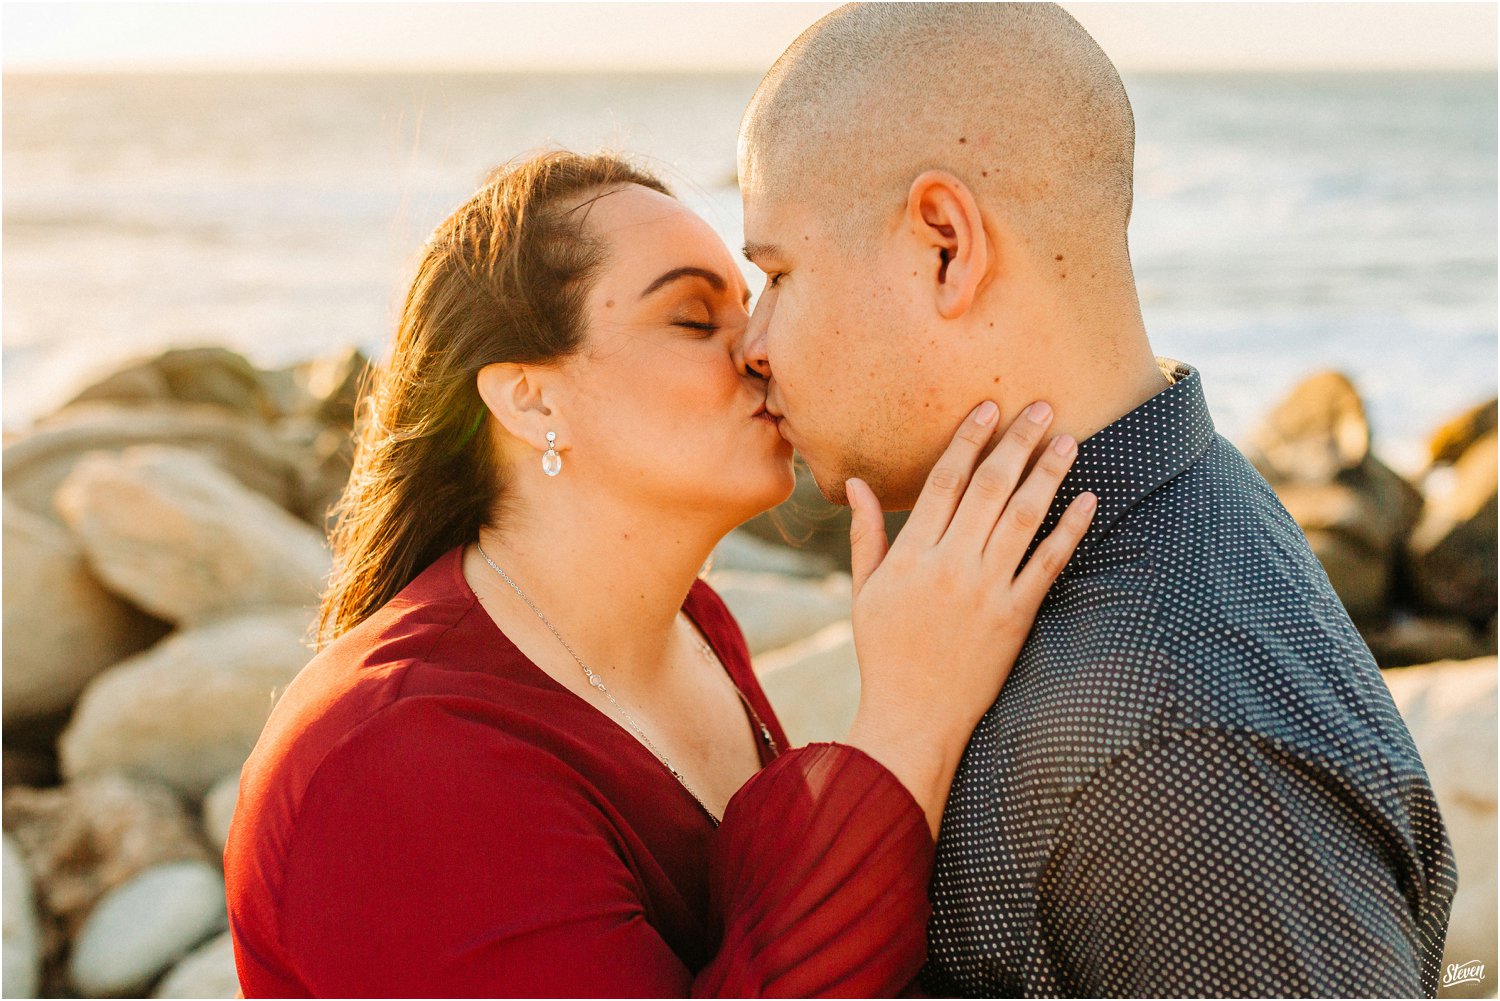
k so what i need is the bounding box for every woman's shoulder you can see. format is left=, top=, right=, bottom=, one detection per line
left=231, top=546, right=541, bottom=832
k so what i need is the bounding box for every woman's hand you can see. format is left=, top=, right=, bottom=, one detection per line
left=840, top=400, right=1096, bottom=839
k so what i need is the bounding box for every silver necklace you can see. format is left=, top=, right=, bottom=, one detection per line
left=475, top=541, right=779, bottom=828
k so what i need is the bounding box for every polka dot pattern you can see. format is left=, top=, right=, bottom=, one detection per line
left=922, top=358, right=1457, bottom=998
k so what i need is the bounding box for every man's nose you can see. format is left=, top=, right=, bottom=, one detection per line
left=736, top=299, right=773, bottom=381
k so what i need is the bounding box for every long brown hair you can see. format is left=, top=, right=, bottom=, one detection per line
left=316, top=151, right=671, bottom=647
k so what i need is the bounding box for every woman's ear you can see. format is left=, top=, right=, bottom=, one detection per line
left=475, top=362, right=562, bottom=453
left=905, top=170, right=990, bottom=320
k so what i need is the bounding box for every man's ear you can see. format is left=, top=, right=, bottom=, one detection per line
left=905, top=170, right=989, bottom=319
left=475, top=362, right=564, bottom=454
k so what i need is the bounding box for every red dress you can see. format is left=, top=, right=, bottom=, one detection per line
left=223, top=544, right=935, bottom=997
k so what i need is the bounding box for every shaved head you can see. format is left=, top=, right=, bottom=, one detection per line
left=739, top=2, right=1135, bottom=257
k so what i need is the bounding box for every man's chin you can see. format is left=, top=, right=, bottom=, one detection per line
left=804, top=460, right=923, bottom=512
left=803, top=462, right=851, bottom=507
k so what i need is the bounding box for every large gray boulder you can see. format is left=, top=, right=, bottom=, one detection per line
left=2, top=496, right=167, bottom=723
left=59, top=608, right=315, bottom=800
left=2, top=402, right=302, bottom=522
left=152, top=929, right=240, bottom=999
left=68, top=860, right=227, bottom=999
left=54, top=445, right=330, bottom=625
left=59, top=346, right=278, bottom=420
left=1382, top=658, right=1497, bottom=999
left=3, top=834, right=41, bottom=1001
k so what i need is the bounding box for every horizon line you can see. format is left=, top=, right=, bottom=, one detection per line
left=6, top=62, right=1497, bottom=77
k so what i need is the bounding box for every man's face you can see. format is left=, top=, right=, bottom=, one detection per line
left=738, top=165, right=970, bottom=510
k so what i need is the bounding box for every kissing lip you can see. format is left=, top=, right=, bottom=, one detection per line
left=752, top=402, right=782, bottom=424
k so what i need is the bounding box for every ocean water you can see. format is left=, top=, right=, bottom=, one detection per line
left=3, top=71, right=1495, bottom=472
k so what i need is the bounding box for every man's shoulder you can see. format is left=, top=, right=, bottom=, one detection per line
left=992, top=430, right=1424, bottom=793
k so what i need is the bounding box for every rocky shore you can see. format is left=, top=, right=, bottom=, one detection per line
left=2, top=346, right=1494, bottom=998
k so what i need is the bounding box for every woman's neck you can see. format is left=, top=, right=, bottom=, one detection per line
left=468, top=482, right=727, bottom=687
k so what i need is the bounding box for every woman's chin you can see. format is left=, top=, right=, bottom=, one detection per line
left=732, top=462, right=798, bottom=520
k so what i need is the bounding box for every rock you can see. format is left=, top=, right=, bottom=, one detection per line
left=1364, top=614, right=1486, bottom=669
left=738, top=459, right=910, bottom=573
left=200, top=771, right=240, bottom=857
left=282, top=420, right=355, bottom=529
left=153, top=929, right=239, bottom=999
left=1408, top=430, right=1497, bottom=623
left=3, top=744, right=60, bottom=789
left=2, top=496, right=169, bottom=723
left=754, top=621, right=860, bottom=746
left=710, top=529, right=838, bottom=579
left=2, top=402, right=302, bottom=524
left=4, top=834, right=41, bottom=1001
left=59, top=608, right=314, bottom=800
left=3, top=773, right=210, bottom=980
left=1248, top=373, right=1423, bottom=625
left=1429, top=398, right=1498, bottom=467
left=294, top=345, right=369, bottom=430
left=68, top=860, right=227, bottom=998
left=1381, top=658, right=1497, bottom=999
left=1249, top=371, right=1371, bottom=480
left=54, top=445, right=330, bottom=625
left=705, top=571, right=852, bottom=656
left=60, top=347, right=277, bottom=420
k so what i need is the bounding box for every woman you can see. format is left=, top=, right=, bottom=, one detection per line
left=223, top=151, right=1096, bottom=997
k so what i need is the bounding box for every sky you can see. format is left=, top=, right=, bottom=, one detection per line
left=2, top=2, right=1496, bottom=74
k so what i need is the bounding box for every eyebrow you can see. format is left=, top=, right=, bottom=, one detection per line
left=742, top=241, right=782, bottom=264
left=640, top=266, right=726, bottom=298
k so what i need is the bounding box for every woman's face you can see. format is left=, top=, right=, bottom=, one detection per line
left=549, top=183, right=795, bottom=526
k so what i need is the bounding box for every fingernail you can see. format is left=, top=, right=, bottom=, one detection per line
left=1053, top=434, right=1076, bottom=455
left=1027, top=401, right=1052, bottom=424
left=974, top=401, right=999, bottom=426
left=1078, top=491, right=1097, bottom=512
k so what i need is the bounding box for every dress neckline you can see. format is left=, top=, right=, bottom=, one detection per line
left=446, top=543, right=775, bottom=828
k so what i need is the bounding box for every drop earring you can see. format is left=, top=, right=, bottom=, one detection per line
left=541, top=431, right=562, bottom=477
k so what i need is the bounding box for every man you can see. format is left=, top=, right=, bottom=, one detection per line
left=734, top=3, right=1456, bottom=996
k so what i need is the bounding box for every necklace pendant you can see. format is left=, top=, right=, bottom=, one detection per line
left=588, top=675, right=606, bottom=689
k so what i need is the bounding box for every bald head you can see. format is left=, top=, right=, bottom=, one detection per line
left=740, top=2, right=1135, bottom=257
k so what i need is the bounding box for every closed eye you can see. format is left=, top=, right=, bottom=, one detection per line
left=675, top=321, right=717, bottom=333
left=766, top=273, right=785, bottom=289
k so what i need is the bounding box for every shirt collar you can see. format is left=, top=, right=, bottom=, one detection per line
left=1023, top=356, right=1215, bottom=566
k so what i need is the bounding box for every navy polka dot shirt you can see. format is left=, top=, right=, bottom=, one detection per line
left=922, top=358, right=1457, bottom=998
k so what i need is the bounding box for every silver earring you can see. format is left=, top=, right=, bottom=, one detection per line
left=542, top=431, right=562, bottom=477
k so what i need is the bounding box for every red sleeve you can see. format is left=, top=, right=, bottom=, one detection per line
left=273, top=702, right=933, bottom=998
left=699, top=741, right=935, bottom=997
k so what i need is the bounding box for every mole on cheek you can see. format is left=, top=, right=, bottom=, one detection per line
left=605, top=300, right=615, bottom=308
